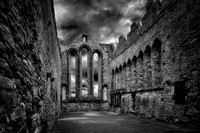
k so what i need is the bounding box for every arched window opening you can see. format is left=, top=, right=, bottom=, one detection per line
left=119, top=66, right=122, bottom=90
left=152, top=38, right=161, bottom=88
left=144, top=46, right=152, bottom=90
left=82, top=35, right=88, bottom=42
left=93, top=52, right=101, bottom=97
left=61, top=84, right=67, bottom=101
left=115, top=68, right=118, bottom=90
left=131, top=56, right=137, bottom=91
left=69, top=51, right=78, bottom=98
left=111, top=70, right=115, bottom=91
left=81, top=48, right=89, bottom=98
left=103, top=85, right=108, bottom=101
left=122, top=63, right=126, bottom=89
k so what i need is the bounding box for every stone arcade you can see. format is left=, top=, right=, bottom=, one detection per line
left=0, top=0, right=200, bottom=132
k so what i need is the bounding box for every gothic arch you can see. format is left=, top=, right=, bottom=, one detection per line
left=79, top=44, right=92, bottom=52
left=91, top=49, right=103, bottom=58
left=67, top=48, right=79, bottom=56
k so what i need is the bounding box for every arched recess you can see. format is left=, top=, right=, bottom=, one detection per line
left=119, top=65, right=122, bottom=89
left=92, top=50, right=103, bottom=98
left=127, top=59, right=132, bottom=91
left=61, top=83, right=67, bottom=101
left=115, top=68, right=119, bottom=90
left=137, top=51, right=144, bottom=90
left=131, top=56, right=137, bottom=91
left=122, top=63, right=127, bottom=89
left=152, top=38, right=162, bottom=88
left=103, top=84, right=108, bottom=101
left=67, top=49, right=79, bottom=98
left=144, top=45, right=152, bottom=90
left=80, top=45, right=91, bottom=98
left=111, top=69, right=115, bottom=91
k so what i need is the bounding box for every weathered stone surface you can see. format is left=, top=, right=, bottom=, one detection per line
left=109, top=0, right=200, bottom=128
left=60, top=32, right=113, bottom=111
left=0, top=0, right=61, bottom=132
left=0, top=76, right=14, bottom=90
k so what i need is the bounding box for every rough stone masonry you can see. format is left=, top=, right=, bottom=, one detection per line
left=109, top=0, right=200, bottom=128
left=0, top=0, right=61, bottom=132
left=59, top=0, right=200, bottom=128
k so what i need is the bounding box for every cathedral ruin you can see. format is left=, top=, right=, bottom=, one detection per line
left=0, top=0, right=200, bottom=132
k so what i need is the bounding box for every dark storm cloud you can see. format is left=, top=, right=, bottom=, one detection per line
left=54, top=0, right=146, bottom=43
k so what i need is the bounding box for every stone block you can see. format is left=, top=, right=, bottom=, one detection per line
left=0, top=76, right=14, bottom=90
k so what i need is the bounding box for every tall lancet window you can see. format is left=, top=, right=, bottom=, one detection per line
left=81, top=48, right=89, bottom=97
left=69, top=51, right=77, bottom=97
left=93, top=53, right=100, bottom=97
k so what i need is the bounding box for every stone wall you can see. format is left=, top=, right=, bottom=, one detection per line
left=0, top=0, right=61, bottom=132
left=62, top=102, right=110, bottom=112
left=60, top=33, right=111, bottom=111
left=109, top=0, right=200, bottom=127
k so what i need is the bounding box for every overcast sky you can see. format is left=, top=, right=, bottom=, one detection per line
left=53, top=0, right=146, bottom=44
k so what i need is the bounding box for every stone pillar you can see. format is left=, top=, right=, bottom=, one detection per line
left=89, top=52, right=93, bottom=99
left=152, top=39, right=161, bottom=88
left=137, top=51, right=144, bottom=91
left=144, top=46, right=152, bottom=90
left=77, top=54, right=81, bottom=99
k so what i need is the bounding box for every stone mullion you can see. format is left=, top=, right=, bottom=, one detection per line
left=118, top=71, right=120, bottom=90
left=99, top=57, right=103, bottom=100
left=66, top=53, right=70, bottom=100
left=79, top=52, right=82, bottom=99
left=89, top=52, right=93, bottom=99
left=115, top=72, right=117, bottom=90
left=76, top=53, right=81, bottom=99
left=113, top=72, right=115, bottom=90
